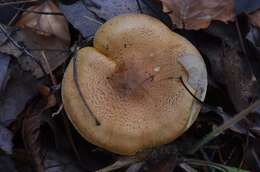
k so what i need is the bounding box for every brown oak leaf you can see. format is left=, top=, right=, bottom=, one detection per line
left=160, top=0, right=235, bottom=30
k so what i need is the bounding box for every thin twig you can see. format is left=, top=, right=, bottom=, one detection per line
left=238, top=129, right=250, bottom=170
left=8, top=4, right=24, bottom=26
left=72, top=48, right=101, bottom=125
left=31, top=49, right=68, bottom=52
left=41, top=51, right=57, bottom=86
left=183, top=159, right=229, bottom=172
left=96, top=157, right=139, bottom=172
left=81, top=0, right=101, bottom=9
left=188, top=99, right=260, bottom=154
left=83, top=15, right=104, bottom=25
left=180, top=77, right=204, bottom=104
left=235, top=17, right=247, bottom=56
left=251, top=149, right=260, bottom=169
left=0, top=48, right=68, bottom=52
left=0, top=0, right=38, bottom=6
left=136, top=0, right=143, bottom=13
left=81, top=0, right=106, bottom=23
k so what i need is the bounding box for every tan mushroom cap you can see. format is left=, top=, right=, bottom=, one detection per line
left=62, top=14, right=207, bottom=155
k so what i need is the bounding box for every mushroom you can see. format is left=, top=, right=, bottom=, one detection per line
left=62, top=14, right=207, bottom=155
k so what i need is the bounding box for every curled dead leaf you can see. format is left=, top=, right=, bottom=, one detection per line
left=16, top=1, right=70, bottom=43
left=159, top=0, right=235, bottom=30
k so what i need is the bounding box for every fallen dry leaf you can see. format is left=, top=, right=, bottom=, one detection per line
left=246, top=27, right=260, bottom=81
left=22, top=104, right=44, bottom=172
left=223, top=48, right=259, bottom=111
left=159, top=0, right=235, bottom=30
left=0, top=53, right=10, bottom=92
left=235, top=0, right=260, bottom=14
left=249, top=10, right=260, bottom=28
left=22, top=85, right=56, bottom=172
left=196, top=32, right=259, bottom=136
left=60, top=0, right=158, bottom=38
left=0, top=124, right=13, bottom=155
left=201, top=43, right=259, bottom=111
left=16, top=1, right=70, bottom=43
left=0, top=25, right=69, bottom=78
left=0, top=64, right=38, bottom=127
left=44, top=149, right=83, bottom=172
left=0, top=4, right=19, bottom=25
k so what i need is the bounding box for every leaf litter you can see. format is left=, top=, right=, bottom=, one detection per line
left=1, top=0, right=260, bottom=172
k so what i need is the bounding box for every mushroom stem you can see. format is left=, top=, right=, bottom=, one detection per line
left=72, top=50, right=101, bottom=126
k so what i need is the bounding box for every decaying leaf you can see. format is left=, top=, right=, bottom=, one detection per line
left=44, top=149, right=83, bottom=172
left=0, top=5, right=19, bottom=25
left=0, top=124, right=13, bottom=155
left=22, top=104, right=44, bottom=172
left=249, top=10, right=260, bottom=28
left=86, top=0, right=154, bottom=21
left=0, top=64, right=37, bottom=126
left=159, top=0, right=235, bottom=30
left=205, top=22, right=239, bottom=48
left=0, top=25, right=69, bottom=78
left=196, top=27, right=259, bottom=111
left=197, top=32, right=259, bottom=135
left=246, top=27, right=260, bottom=80
left=222, top=48, right=259, bottom=111
left=235, top=0, right=260, bottom=14
left=0, top=53, right=10, bottom=92
left=22, top=85, right=56, bottom=172
left=16, top=1, right=70, bottom=43
left=60, top=0, right=156, bottom=38
left=247, top=26, right=260, bottom=48
left=206, top=46, right=259, bottom=111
